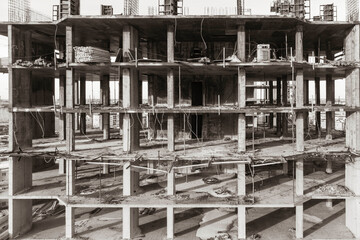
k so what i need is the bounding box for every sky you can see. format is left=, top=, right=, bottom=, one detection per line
left=0, top=0, right=349, bottom=100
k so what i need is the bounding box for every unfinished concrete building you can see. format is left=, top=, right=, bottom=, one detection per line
left=1, top=0, right=360, bottom=239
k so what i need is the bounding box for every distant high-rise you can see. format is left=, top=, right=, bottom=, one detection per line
left=8, top=0, right=30, bottom=22
left=124, top=0, right=139, bottom=15
left=346, top=0, right=359, bottom=21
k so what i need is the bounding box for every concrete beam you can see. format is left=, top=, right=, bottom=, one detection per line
left=167, top=24, right=175, bottom=152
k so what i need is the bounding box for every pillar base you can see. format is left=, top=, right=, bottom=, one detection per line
left=326, top=199, right=333, bottom=209
left=325, top=134, right=333, bottom=141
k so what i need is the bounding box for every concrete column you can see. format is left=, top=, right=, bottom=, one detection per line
left=101, top=74, right=110, bottom=140
left=295, top=25, right=304, bottom=153
left=296, top=69, right=304, bottom=152
left=304, top=79, right=309, bottom=132
left=122, top=25, right=140, bottom=152
left=79, top=74, right=86, bottom=134
left=123, top=161, right=140, bottom=196
left=58, top=158, right=66, bottom=174
left=167, top=206, right=175, bottom=239
left=59, top=74, right=66, bottom=140
left=326, top=74, right=334, bottom=140
left=8, top=25, right=32, bottom=151
left=167, top=24, right=175, bottom=152
left=66, top=26, right=75, bottom=153
left=345, top=25, right=360, bottom=238
left=282, top=74, right=288, bottom=136
left=296, top=205, right=303, bottom=239
left=9, top=156, right=32, bottom=195
left=123, top=207, right=141, bottom=239
left=276, top=77, right=282, bottom=136
left=237, top=23, right=246, bottom=153
left=269, top=80, right=274, bottom=128
left=8, top=199, right=32, bottom=238
left=168, top=167, right=175, bottom=195
left=296, top=159, right=304, bottom=196
left=238, top=68, right=246, bottom=153
left=238, top=206, right=246, bottom=240
left=315, top=77, right=321, bottom=136
left=74, top=80, right=79, bottom=131
left=65, top=206, right=75, bottom=238
left=237, top=164, right=246, bottom=196
left=167, top=70, right=175, bottom=151
left=66, top=160, right=75, bottom=196
left=8, top=156, right=33, bottom=238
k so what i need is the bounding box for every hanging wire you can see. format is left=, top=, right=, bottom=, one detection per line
left=200, top=18, right=207, bottom=50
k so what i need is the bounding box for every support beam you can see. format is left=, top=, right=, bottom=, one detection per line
left=315, top=77, right=321, bottom=136
left=167, top=206, right=174, bottom=240
left=276, top=77, right=282, bottom=136
left=79, top=73, right=86, bottom=135
left=238, top=206, right=246, bottom=240
left=66, top=160, right=75, bottom=196
left=326, top=74, right=334, bottom=140
left=65, top=206, right=75, bottom=239
left=282, top=74, right=288, bottom=136
left=101, top=74, right=110, bottom=140
left=269, top=80, right=274, bottom=128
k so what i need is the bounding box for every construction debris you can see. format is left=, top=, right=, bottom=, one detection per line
left=73, top=46, right=110, bottom=63
left=314, top=184, right=354, bottom=196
